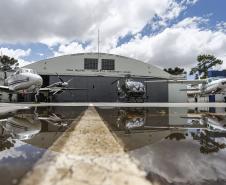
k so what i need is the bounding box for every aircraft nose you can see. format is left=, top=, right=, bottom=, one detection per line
left=35, top=75, right=43, bottom=87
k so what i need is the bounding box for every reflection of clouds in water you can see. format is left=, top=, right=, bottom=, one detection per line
left=129, top=140, right=226, bottom=184
left=0, top=140, right=27, bottom=161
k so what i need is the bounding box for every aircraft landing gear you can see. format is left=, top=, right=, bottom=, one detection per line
left=35, top=91, right=40, bottom=103
left=8, top=93, right=12, bottom=102
left=194, top=96, right=198, bottom=103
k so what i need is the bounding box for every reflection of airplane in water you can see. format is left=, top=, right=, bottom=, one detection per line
left=0, top=107, right=71, bottom=151
left=180, top=110, right=226, bottom=154
left=182, top=112, right=226, bottom=132
left=101, top=107, right=226, bottom=153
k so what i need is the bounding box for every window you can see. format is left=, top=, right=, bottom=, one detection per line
left=66, top=69, right=73, bottom=71
left=101, top=59, right=115, bottom=70
left=84, top=58, right=98, bottom=70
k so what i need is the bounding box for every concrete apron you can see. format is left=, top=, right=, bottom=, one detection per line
left=19, top=107, right=151, bottom=185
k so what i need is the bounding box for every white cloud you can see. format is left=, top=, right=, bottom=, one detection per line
left=174, top=17, right=208, bottom=29
left=216, top=21, right=226, bottom=33
left=110, top=18, right=226, bottom=69
left=6, top=0, right=224, bottom=71
left=0, top=47, right=32, bottom=67
left=55, top=42, right=87, bottom=56
left=0, top=0, right=190, bottom=48
left=55, top=16, right=226, bottom=70
left=18, top=59, right=35, bottom=67
left=0, top=48, right=31, bottom=59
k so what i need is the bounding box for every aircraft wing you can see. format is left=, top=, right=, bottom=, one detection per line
left=0, top=85, right=12, bottom=92
left=180, top=88, right=200, bottom=91
left=39, top=87, right=88, bottom=95
left=39, top=87, right=51, bottom=92
left=144, top=79, right=206, bottom=84
left=61, top=88, right=88, bottom=90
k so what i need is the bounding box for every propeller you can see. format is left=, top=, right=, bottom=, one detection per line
left=55, top=73, right=74, bottom=87
left=111, top=78, right=121, bottom=85
left=111, top=74, right=134, bottom=85
left=56, top=73, right=64, bottom=83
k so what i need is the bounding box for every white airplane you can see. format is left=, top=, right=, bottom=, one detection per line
left=145, top=77, right=226, bottom=96
left=0, top=68, right=43, bottom=99
left=0, top=69, right=85, bottom=102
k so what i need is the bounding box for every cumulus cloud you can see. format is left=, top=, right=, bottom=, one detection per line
left=55, top=42, right=88, bottom=56
left=0, top=0, right=190, bottom=47
left=2, top=0, right=225, bottom=71
left=55, top=17, right=226, bottom=70
left=110, top=18, right=226, bottom=69
left=0, top=47, right=32, bottom=67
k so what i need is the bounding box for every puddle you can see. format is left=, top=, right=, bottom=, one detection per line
left=97, top=107, right=226, bottom=185
left=0, top=106, right=86, bottom=185
left=1, top=105, right=226, bottom=185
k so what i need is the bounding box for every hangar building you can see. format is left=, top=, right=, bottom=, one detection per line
left=25, top=53, right=186, bottom=102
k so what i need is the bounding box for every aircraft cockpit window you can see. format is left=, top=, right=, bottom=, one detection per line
left=212, top=77, right=219, bottom=81
left=29, top=69, right=37, bottom=74
left=21, top=68, right=31, bottom=73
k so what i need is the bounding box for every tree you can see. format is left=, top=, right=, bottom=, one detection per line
left=0, top=55, right=19, bottom=79
left=190, top=54, right=223, bottom=79
left=164, top=67, right=186, bottom=75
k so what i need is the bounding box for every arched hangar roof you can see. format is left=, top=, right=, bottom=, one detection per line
left=25, top=53, right=171, bottom=79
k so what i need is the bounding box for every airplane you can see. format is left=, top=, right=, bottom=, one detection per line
left=0, top=67, right=85, bottom=102
left=111, top=74, right=146, bottom=102
left=0, top=67, right=43, bottom=101
left=145, top=77, right=226, bottom=101
left=38, top=73, right=87, bottom=102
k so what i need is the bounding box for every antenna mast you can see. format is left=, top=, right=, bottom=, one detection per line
left=98, top=29, right=100, bottom=61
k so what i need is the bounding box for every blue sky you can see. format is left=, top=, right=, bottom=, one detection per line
left=0, top=0, right=225, bottom=69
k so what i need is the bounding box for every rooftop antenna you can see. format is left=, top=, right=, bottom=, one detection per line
left=98, top=29, right=100, bottom=62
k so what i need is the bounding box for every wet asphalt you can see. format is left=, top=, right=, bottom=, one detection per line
left=0, top=105, right=226, bottom=185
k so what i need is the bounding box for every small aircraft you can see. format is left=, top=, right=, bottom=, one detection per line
left=111, top=75, right=146, bottom=102
left=38, top=73, right=87, bottom=102
left=0, top=67, right=85, bottom=102
left=0, top=68, right=43, bottom=101
left=145, top=77, right=226, bottom=101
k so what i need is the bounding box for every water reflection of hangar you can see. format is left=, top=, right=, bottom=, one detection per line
left=24, top=53, right=187, bottom=102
